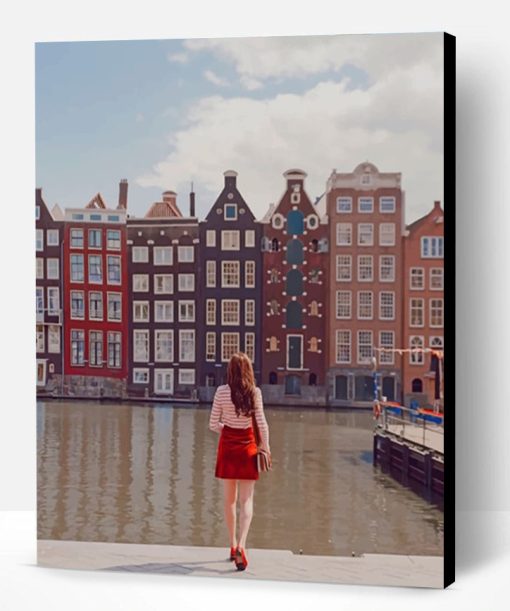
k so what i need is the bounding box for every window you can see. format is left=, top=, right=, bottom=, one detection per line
left=132, top=246, right=149, bottom=263
left=47, top=287, right=59, bottom=315
left=221, top=332, right=239, bottom=362
left=133, top=301, right=149, bottom=322
left=430, top=268, right=444, bottom=290
left=107, top=293, right=122, bottom=321
left=88, top=255, right=103, bottom=283
left=36, top=287, right=44, bottom=317
left=133, top=274, right=149, bottom=292
left=430, top=336, right=444, bottom=349
left=336, top=197, right=352, bottom=213
left=358, top=223, right=373, bottom=246
left=379, top=197, right=396, bottom=213
left=133, top=369, right=149, bottom=384
left=48, top=325, right=60, bottom=353
left=35, top=205, right=40, bottom=220
left=179, top=369, right=196, bottom=385
left=336, top=255, right=351, bottom=282
left=154, top=369, right=173, bottom=394
left=245, top=261, right=255, bottom=288
left=221, top=261, right=240, bottom=287
left=379, top=255, right=395, bottom=282
left=361, top=173, right=371, bottom=185
left=221, top=230, right=240, bottom=250
left=379, top=331, right=395, bottom=364
left=287, top=210, right=304, bottom=235
left=245, top=333, right=255, bottom=362
left=410, top=268, right=424, bottom=290
left=336, top=223, right=352, bottom=246
left=379, top=223, right=395, bottom=246
left=245, top=300, right=255, bottom=325
left=154, top=274, right=173, bottom=294
left=89, top=292, right=103, bottom=320
left=154, top=247, right=172, bottom=265
left=36, top=229, right=44, bottom=252
left=421, top=236, right=444, bottom=258
left=47, top=229, right=59, bottom=246
left=410, top=336, right=425, bottom=364
left=178, top=301, right=195, bottom=322
left=107, top=229, right=121, bottom=250
left=107, top=256, right=121, bottom=284
left=178, top=246, right=194, bottom=263
left=358, top=291, right=373, bottom=320
left=71, top=213, right=84, bottom=221
left=46, top=258, right=59, bottom=280
left=178, top=274, right=195, bottom=292
left=379, top=292, right=395, bottom=320
left=36, top=258, right=44, bottom=279
left=336, top=291, right=351, bottom=319
left=107, top=215, right=120, bottom=222
left=358, top=197, right=374, bottom=213
left=206, top=332, right=216, bottom=361
left=89, top=331, right=103, bottom=367
left=336, top=330, right=351, bottom=364
left=206, top=261, right=216, bottom=287
left=36, top=325, right=44, bottom=353
left=206, top=230, right=216, bottom=247
left=358, top=330, right=373, bottom=364
left=412, top=378, right=423, bottom=392
left=271, top=237, right=280, bottom=251
left=410, top=298, right=424, bottom=327
left=222, top=300, right=240, bottom=325
left=134, top=330, right=149, bottom=362
left=108, top=332, right=122, bottom=368
left=357, top=255, right=373, bottom=282
left=71, top=330, right=85, bottom=365
left=154, top=301, right=173, bottom=323
left=245, top=230, right=255, bottom=247
left=430, top=298, right=444, bottom=328
left=88, top=229, right=102, bottom=248
left=70, top=291, right=84, bottom=319
left=70, top=228, right=83, bottom=248
left=179, top=330, right=195, bottom=362
left=155, top=330, right=173, bottom=362
left=206, top=299, right=216, bottom=325
left=224, top=204, right=237, bottom=220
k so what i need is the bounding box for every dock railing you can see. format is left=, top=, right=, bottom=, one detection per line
left=375, top=403, right=444, bottom=455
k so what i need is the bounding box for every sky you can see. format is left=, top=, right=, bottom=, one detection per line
left=35, top=33, right=444, bottom=223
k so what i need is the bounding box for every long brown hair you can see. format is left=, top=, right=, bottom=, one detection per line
left=227, top=352, right=256, bottom=417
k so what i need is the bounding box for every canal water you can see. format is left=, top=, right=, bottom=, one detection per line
left=37, top=400, right=444, bottom=557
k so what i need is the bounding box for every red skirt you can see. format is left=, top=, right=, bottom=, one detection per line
left=215, top=425, right=259, bottom=480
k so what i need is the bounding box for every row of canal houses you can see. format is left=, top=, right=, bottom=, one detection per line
left=36, top=162, right=444, bottom=408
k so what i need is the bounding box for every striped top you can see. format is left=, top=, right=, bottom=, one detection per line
left=209, top=384, right=270, bottom=449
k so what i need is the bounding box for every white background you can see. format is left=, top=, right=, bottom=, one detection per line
left=1, top=0, right=509, bottom=608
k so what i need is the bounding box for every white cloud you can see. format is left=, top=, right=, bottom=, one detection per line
left=203, top=69, right=229, bottom=87
left=167, top=51, right=189, bottom=64
left=135, top=113, right=144, bottom=123
left=136, top=47, right=444, bottom=224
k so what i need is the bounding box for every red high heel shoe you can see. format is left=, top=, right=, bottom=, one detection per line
left=229, top=546, right=236, bottom=561
left=234, top=546, right=248, bottom=571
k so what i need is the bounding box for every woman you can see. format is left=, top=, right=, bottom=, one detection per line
left=209, top=352, right=270, bottom=571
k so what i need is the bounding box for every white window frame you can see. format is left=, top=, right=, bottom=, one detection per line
left=89, top=330, right=104, bottom=368
left=155, top=329, right=174, bottom=362
left=336, top=255, right=351, bottom=282
left=154, top=301, right=174, bottom=323
left=47, top=287, right=59, bottom=316
left=89, top=291, right=103, bottom=321
left=221, top=230, right=240, bottom=251
left=36, top=229, right=44, bottom=252
left=430, top=267, right=444, bottom=290
left=47, top=229, right=59, bottom=246
left=154, top=274, right=173, bottom=294
left=206, top=230, right=216, bottom=247
left=336, top=223, right=352, bottom=246
left=46, top=258, right=59, bottom=280
left=379, top=255, right=395, bottom=282
left=357, top=330, right=373, bottom=365
left=154, top=369, right=173, bottom=395
left=70, top=329, right=85, bottom=366
left=178, top=246, right=194, bottom=263
left=224, top=203, right=238, bottom=221
left=421, top=236, right=444, bottom=259
left=410, top=297, right=425, bottom=328
left=133, top=329, right=149, bottom=362
left=179, top=329, right=195, bottom=362
left=35, top=206, right=40, bottom=220
left=36, top=287, right=44, bottom=319
left=286, top=334, right=304, bottom=371
left=178, top=300, right=195, bottom=322
left=357, top=291, right=373, bottom=320
left=132, top=246, right=149, bottom=263
left=154, top=246, right=173, bottom=265
left=36, top=258, right=44, bottom=280
left=245, top=332, right=255, bottom=362
left=107, top=255, right=121, bottom=285
left=70, top=290, right=84, bottom=320
left=335, top=330, right=351, bottom=364
left=70, top=253, right=84, bottom=283
left=221, top=261, right=240, bottom=288
left=178, top=369, right=196, bottom=385
left=379, top=291, right=395, bottom=321
left=70, top=228, right=83, bottom=249
left=429, top=298, right=444, bottom=328
left=245, top=261, right=255, bottom=288
left=106, top=229, right=121, bottom=250
left=379, top=331, right=395, bottom=365
left=379, top=223, right=396, bottom=246
left=88, top=254, right=103, bottom=284
left=245, top=300, right=255, bottom=326
left=36, top=324, right=45, bottom=353
left=410, top=267, right=424, bottom=290
left=335, top=290, right=351, bottom=320
left=206, top=260, right=216, bottom=287
left=47, top=324, right=61, bottom=354
left=358, top=197, right=374, bottom=213
left=206, top=299, right=216, bottom=325
left=133, top=368, right=149, bottom=384
left=379, top=196, right=396, bottom=213
left=221, top=299, right=240, bottom=326
left=178, top=273, right=195, bottom=292
left=409, top=335, right=425, bottom=365
left=206, top=332, right=216, bottom=361
left=358, top=223, right=374, bottom=246
left=88, top=228, right=102, bottom=249
left=133, top=300, right=150, bottom=323
left=245, top=230, right=255, bottom=247
left=357, top=255, right=373, bottom=282
left=336, top=197, right=352, bottom=213
left=133, top=274, right=149, bottom=292
left=107, top=292, right=122, bottom=322
left=107, top=331, right=122, bottom=369
left=221, top=332, right=240, bottom=362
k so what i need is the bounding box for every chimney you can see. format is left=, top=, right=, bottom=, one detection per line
left=162, top=190, right=177, bottom=204
left=189, top=182, right=196, bottom=217
left=224, top=170, right=238, bottom=188
left=118, top=179, right=128, bottom=209
left=433, top=199, right=442, bottom=210
left=283, top=168, right=307, bottom=189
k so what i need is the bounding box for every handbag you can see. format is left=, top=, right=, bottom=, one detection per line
left=251, top=411, right=272, bottom=472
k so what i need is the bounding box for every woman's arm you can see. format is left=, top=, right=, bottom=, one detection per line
left=209, top=386, right=225, bottom=433
left=254, top=387, right=270, bottom=451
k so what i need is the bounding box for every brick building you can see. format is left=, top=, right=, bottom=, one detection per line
left=197, top=171, right=262, bottom=401
left=62, top=183, right=129, bottom=397
left=325, top=162, right=405, bottom=407
left=36, top=188, right=64, bottom=393
left=260, top=169, right=328, bottom=405
left=402, top=200, right=444, bottom=407
left=127, top=189, right=199, bottom=399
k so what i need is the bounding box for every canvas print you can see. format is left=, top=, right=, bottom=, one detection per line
left=35, top=32, right=455, bottom=588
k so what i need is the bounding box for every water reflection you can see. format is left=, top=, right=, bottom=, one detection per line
left=37, top=401, right=444, bottom=557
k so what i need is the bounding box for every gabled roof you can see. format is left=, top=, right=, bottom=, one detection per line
left=145, top=199, right=183, bottom=219
left=51, top=203, right=64, bottom=221
left=406, top=201, right=443, bottom=233
left=85, top=193, right=108, bottom=209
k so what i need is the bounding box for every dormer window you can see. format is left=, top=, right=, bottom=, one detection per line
left=224, top=204, right=237, bottom=221
left=361, top=174, right=371, bottom=185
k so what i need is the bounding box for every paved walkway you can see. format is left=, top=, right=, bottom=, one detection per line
left=37, top=540, right=443, bottom=589
left=386, top=423, right=444, bottom=454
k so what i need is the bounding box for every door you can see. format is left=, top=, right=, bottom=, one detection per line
left=287, top=335, right=303, bottom=369
left=154, top=369, right=173, bottom=395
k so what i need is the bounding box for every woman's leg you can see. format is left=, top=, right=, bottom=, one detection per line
left=238, top=480, right=256, bottom=549
left=222, top=479, right=238, bottom=548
